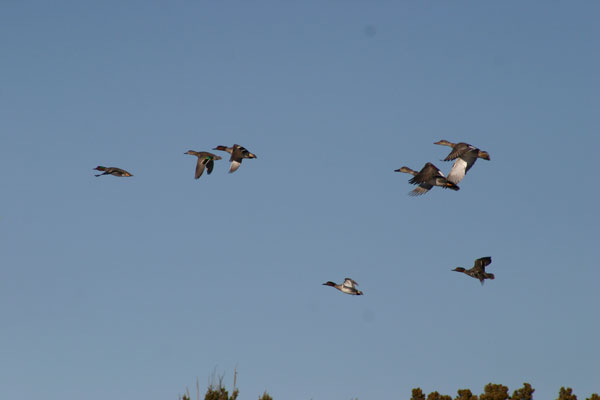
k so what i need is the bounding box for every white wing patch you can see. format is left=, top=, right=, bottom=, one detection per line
left=448, top=158, right=467, bottom=184
left=229, top=160, right=242, bottom=173
left=343, top=278, right=358, bottom=288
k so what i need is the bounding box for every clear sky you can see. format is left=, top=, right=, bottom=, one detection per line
left=1, top=1, right=599, bottom=399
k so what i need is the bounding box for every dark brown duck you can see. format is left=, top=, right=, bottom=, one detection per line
left=395, top=162, right=459, bottom=196
left=452, top=257, right=494, bottom=285
left=93, top=166, right=133, bottom=177
left=184, top=150, right=222, bottom=179
left=322, top=278, right=363, bottom=296
left=213, top=144, right=257, bottom=173
left=434, top=140, right=490, bottom=184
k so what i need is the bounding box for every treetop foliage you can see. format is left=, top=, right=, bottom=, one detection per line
left=455, top=389, right=478, bottom=400
left=258, top=391, right=273, bottom=400
left=409, top=383, right=597, bottom=400
left=479, top=383, right=510, bottom=400
left=179, top=373, right=273, bottom=400
left=511, top=382, right=534, bottom=400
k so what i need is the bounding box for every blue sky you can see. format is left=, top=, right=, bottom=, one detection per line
left=1, top=1, right=599, bottom=399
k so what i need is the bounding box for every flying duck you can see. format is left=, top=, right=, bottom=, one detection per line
left=395, top=162, right=459, bottom=195
left=213, top=144, right=257, bottom=173
left=93, top=166, right=133, bottom=177
left=184, top=150, right=222, bottom=179
left=322, top=278, right=363, bottom=296
left=434, top=140, right=490, bottom=184
left=452, top=257, right=494, bottom=285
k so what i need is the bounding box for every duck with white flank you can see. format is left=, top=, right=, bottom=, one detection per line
left=323, top=278, right=363, bottom=296
left=213, top=144, right=257, bottom=173
left=395, top=162, right=459, bottom=196
left=93, top=166, right=133, bottom=177
left=434, top=140, right=490, bottom=184
left=184, top=150, right=222, bottom=179
left=452, top=257, right=494, bottom=285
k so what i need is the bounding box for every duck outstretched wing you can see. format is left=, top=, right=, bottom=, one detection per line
left=343, top=278, right=359, bottom=289
left=473, top=257, right=492, bottom=272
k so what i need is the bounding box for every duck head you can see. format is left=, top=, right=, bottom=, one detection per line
left=434, top=139, right=454, bottom=147
left=322, top=281, right=336, bottom=287
left=452, top=267, right=466, bottom=273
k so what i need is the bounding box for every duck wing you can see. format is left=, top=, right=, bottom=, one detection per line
left=206, top=159, right=215, bottom=175
left=462, top=150, right=479, bottom=173
left=234, top=144, right=253, bottom=158
left=447, top=149, right=479, bottom=184
left=443, top=143, right=473, bottom=161
left=473, top=257, right=492, bottom=272
left=225, top=145, right=244, bottom=173
left=409, top=183, right=433, bottom=196
left=229, top=160, right=242, bottom=173
left=110, top=167, right=133, bottom=177
left=447, top=158, right=467, bottom=184
left=194, top=158, right=207, bottom=179
left=408, top=163, right=438, bottom=184
left=343, top=278, right=358, bottom=289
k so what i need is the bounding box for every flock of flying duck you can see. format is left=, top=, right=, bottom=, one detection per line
left=93, top=140, right=494, bottom=295
left=94, top=144, right=257, bottom=178
left=394, top=139, right=491, bottom=196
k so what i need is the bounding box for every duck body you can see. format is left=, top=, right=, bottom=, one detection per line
left=323, top=278, right=363, bottom=296
left=452, top=257, right=494, bottom=285
left=184, top=150, right=222, bottom=179
left=213, top=144, right=257, bottom=173
left=434, top=140, right=490, bottom=184
left=93, top=166, right=133, bottom=177
left=395, top=162, right=459, bottom=195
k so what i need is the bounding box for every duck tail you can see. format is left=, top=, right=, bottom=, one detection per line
left=445, top=182, right=460, bottom=191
